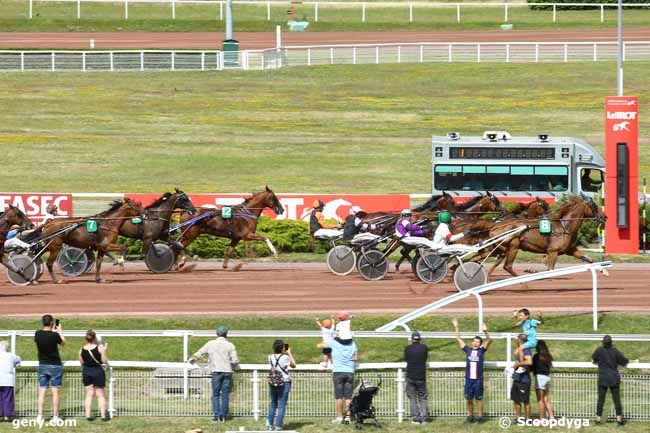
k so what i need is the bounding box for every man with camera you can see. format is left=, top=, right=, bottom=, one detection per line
left=34, top=314, right=66, bottom=424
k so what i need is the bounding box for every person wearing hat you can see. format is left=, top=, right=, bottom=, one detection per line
left=309, top=200, right=341, bottom=239
left=187, top=326, right=240, bottom=422
left=342, top=206, right=376, bottom=242
left=395, top=209, right=428, bottom=239
left=431, top=211, right=464, bottom=250
left=41, top=204, right=59, bottom=226
left=404, top=331, right=429, bottom=424
left=592, top=335, right=633, bottom=425
left=3, top=225, right=31, bottom=251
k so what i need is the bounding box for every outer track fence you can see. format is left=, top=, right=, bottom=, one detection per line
left=2, top=41, right=650, bottom=72
left=17, top=1, right=650, bottom=24
left=10, top=360, right=650, bottom=419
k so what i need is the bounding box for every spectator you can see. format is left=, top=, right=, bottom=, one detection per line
left=315, top=316, right=336, bottom=370
left=592, top=335, right=632, bottom=426
left=404, top=331, right=428, bottom=425
left=513, top=309, right=543, bottom=356
left=35, top=314, right=65, bottom=424
left=79, top=330, right=109, bottom=422
left=511, top=334, right=533, bottom=420
left=532, top=340, right=554, bottom=420
left=318, top=335, right=358, bottom=424
left=187, top=325, right=240, bottom=422
left=0, top=341, right=21, bottom=422
left=334, top=312, right=353, bottom=344
left=266, top=340, right=296, bottom=431
left=453, top=319, right=491, bottom=423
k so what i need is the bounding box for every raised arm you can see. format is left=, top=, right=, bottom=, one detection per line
left=535, top=311, right=544, bottom=326
left=452, top=319, right=465, bottom=349
left=99, top=342, right=109, bottom=364
left=482, top=323, right=492, bottom=350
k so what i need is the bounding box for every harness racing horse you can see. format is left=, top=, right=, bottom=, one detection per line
left=176, top=186, right=285, bottom=269
left=0, top=206, right=35, bottom=273
left=505, top=197, right=550, bottom=219
left=40, top=199, right=144, bottom=284
left=118, top=188, right=195, bottom=260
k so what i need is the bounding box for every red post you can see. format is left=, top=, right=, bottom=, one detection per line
left=604, top=96, right=639, bottom=253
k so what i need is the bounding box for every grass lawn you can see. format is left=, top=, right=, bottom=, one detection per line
left=1, top=62, right=649, bottom=194
left=2, top=314, right=649, bottom=365
left=1, top=0, right=650, bottom=32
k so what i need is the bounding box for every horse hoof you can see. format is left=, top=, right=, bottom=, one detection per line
left=602, top=269, right=610, bottom=277
left=192, top=255, right=199, bottom=262
left=55, top=280, right=65, bottom=285
left=96, top=279, right=110, bottom=284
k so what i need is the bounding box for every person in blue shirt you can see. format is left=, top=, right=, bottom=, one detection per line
left=3, top=225, right=31, bottom=251
left=318, top=338, right=358, bottom=424
left=513, top=308, right=544, bottom=352
left=453, top=319, right=492, bottom=424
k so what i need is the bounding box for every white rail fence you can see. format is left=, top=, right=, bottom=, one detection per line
left=9, top=361, right=650, bottom=419
left=19, top=0, right=650, bottom=23
left=2, top=41, right=650, bottom=72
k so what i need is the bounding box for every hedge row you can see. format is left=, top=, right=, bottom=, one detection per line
left=117, top=206, right=650, bottom=259
left=528, top=0, right=650, bottom=10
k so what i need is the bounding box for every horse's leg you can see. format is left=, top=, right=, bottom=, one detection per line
left=95, top=250, right=107, bottom=283
left=502, top=246, right=520, bottom=277
left=223, top=239, right=240, bottom=269
left=175, top=226, right=200, bottom=269
left=243, top=233, right=278, bottom=258
left=568, top=248, right=593, bottom=264
left=545, top=251, right=560, bottom=271
left=46, top=241, right=64, bottom=284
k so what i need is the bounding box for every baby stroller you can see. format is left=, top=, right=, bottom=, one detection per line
left=349, top=377, right=382, bottom=429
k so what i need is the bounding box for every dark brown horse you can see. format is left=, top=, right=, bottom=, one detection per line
left=176, top=186, right=285, bottom=269
left=118, top=188, right=195, bottom=260
left=40, top=199, right=143, bottom=284
left=505, top=197, right=550, bottom=219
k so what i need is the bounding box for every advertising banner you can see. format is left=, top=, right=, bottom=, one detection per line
left=0, top=193, right=73, bottom=224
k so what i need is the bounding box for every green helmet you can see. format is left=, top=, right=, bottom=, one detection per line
left=438, top=211, right=452, bottom=224
left=216, top=326, right=229, bottom=337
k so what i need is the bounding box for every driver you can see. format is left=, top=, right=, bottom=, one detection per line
left=395, top=209, right=428, bottom=238
left=3, top=225, right=31, bottom=251
left=342, top=206, right=376, bottom=241
left=431, top=211, right=465, bottom=250
left=309, top=200, right=342, bottom=238
left=41, top=204, right=59, bottom=225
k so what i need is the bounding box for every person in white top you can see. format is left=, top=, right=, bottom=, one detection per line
left=266, top=340, right=296, bottom=431
left=431, top=211, right=465, bottom=250
left=0, top=341, right=22, bottom=421
left=316, top=316, right=336, bottom=370
left=41, top=204, right=59, bottom=226
left=335, top=312, right=353, bottom=343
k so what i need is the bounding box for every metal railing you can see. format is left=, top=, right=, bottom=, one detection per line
left=2, top=41, right=650, bottom=72
left=10, top=361, right=650, bottom=419
left=18, top=0, right=650, bottom=24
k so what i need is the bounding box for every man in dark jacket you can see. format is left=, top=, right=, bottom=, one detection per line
left=404, top=331, right=428, bottom=424
left=592, top=335, right=632, bottom=425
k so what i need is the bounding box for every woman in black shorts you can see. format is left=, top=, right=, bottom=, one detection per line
left=79, top=330, right=109, bottom=422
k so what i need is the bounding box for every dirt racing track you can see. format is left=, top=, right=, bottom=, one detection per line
left=1, top=262, right=648, bottom=316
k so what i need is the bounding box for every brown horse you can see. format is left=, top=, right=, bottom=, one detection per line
left=40, top=199, right=144, bottom=284
left=505, top=197, right=550, bottom=219
left=118, top=188, right=195, bottom=259
left=477, top=197, right=605, bottom=276
left=176, top=186, right=285, bottom=269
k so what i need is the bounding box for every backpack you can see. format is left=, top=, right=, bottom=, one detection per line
left=268, top=354, right=287, bottom=388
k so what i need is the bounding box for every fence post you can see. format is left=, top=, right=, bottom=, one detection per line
left=456, top=3, right=460, bottom=23
left=220, top=2, right=223, bottom=20
left=307, top=47, right=311, bottom=66
left=477, top=43, right=481, bottom=63
left=330, top=47, right=334, bottom=64
left=140, top=51, right=144, bottom=71
left=353, top=47, right=357, bottom=64
left=20, top=52, right=24, bottom=72
left=125, top=0, right=128, bottom=20
left=51, top=52, right=55, bottom=72
left=172, top=0, right=176, bottom=20
left=252, top=369, right=260, bottom=421
left=10, top=332, right=16, bottom=353
left=448, top=44, right=452, bottom=62
left=506, top=333, right=512, bottom=399
left=396, top=369, right=404, bottom=423
left=362, top=3, right=366, bottom=23
left=535, top=43, right=539, bottom=63
left=397, top=45, right=401, bottom=63
left=315, top=3, right=318, bottom=22
left=506, top=43, right=510, bottom=62
left=77, top=0, right=81, bottom=19
left=201, top=51, right=205, bottom=70
left=409, top=3, right=413, bottom=23
left=171, top=51, right=175, bottom=70
left=600, top=5, right=604, bottom=23
left=182, top=331, right=189, bottom=399
left=29, top=0, right=32, bottom=19
left=563, top=43, right=568, bottom=62
left=375, top=46, right=379, bottom=64
left=110, top=51, right=114, bottom=71
left=419, top=44, right=423, bottom=63
left=504, top=3, right=508, bottom=23
left=552, top=4, right=556, bottom=23
left=82, top=51, right=86, bottom=71
left=108, top=366, right=115, bottom=418
left=593, top=43, right=597, bottom=61
left=267, top=2, right=270, bottom=21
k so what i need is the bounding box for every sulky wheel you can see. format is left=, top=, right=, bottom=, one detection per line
left=453, top=262, right=488, bottom=291
left=415, top=252, right=448, bottom=284
left=326, top=245, right=356, bottom=276
left=357, top=249, right=389, bottom=281
left=145, top=243, right=176, bottom=274
left=57, top=246, right=90, bottom=277
left=6, top=254, right=38, bottom=286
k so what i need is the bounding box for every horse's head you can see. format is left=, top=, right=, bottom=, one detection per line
left=584, top=197, right=606, bottom=225
left=122, top=198, right=144, bottom=217
left=485, top=191, right=506, bottom=215
left=4, top=205, right=34, bottom=229
left=263, top=186, right=284, bottom=216
left=438, top=191, right=456, bottom=211
left=174, top=188, right=196, bottom=215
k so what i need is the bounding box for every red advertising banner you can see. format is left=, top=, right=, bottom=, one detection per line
left=604, top=96, right=639, bottom=253
left=126, top=193, right=410, bottom=222
left=0, top=193, right=73, bottom=224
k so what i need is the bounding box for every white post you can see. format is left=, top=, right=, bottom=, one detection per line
left=330, top=47, right=334, bottom=64
left=419, top=44, right=423, bottom=63
left=20, top=52, right=24, bottom=72
left=362, top=3, right=366, bottom=23
left=29, top=0, right=32, bottom=19
left=506, top=333, right=512, bottom=398
left=10, top=332, right=16, bottom=353
left=276, top=25, right=281, bottom=50
left=594, top=43, right=597, bottom=61
left=535, top=43, right=539, bottom=62
left=456, top=3, right=460, bottom=23
left=82, top=51, right=86, bottom=71
left=622, top=41, right=626, bottom=61
left=473, top=293, right=483, bottom=333
left=201, top=51, right=205, bottom=70
left=171, top=51, right=175, bottom=70
left=315, top=3, right=319, bottom=22
left=183, top=366, right=189, bottom=399
left=220, top=2, right=223, bottom=20
left=600, top=5, right=604, bottom=23
left=409, top=3, right=413, bottom=23
left=252, top=370, right=260, bottom=420
left=267, top=1, right=270, bottom=21
left=125, top=0, right=129, bottom=20
left=108, top=366, right=115, bottom=418
left=396, top=368, right=404, bottom=423
left=307, top=47, right=311, bottom=66
left=448, top=44, right=452, bottom=62
left=552, top=4, right=556, bottom=23
left=564, top=43, right=568, bottom=62
left=77, top=0, right=81, bottom=19
left=506, top=43, right=510, bottom=62
left=591, top=268, right=598, bottom=330
left=504, top=3, right=508, bottom=22
left=477, top=43, right=481, bottom=63
left=375, top=46, right=379, bottom=64
left=51, top=52, right=55, bottom=71
left=397, top=45, right=401, bottom=63
left=140, top=51, right=144, bottom=71
left=110, top=51, right=114, bottom=71
left=172, top=0, right=176, bottom=19
left=353, top=47, right=356, bottom=64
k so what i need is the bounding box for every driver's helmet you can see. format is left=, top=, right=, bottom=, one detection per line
left=438, top=211, right=452, bottom=224
left=312, top=199, right=325, bottom=210
left=350, top=205, right=363, bottom=216
left=46, top=204, right=58, bottom=214
left=400, top=209, right=412, bottom=218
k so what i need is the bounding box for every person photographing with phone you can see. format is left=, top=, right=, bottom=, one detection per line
left=34, top=315, right=65, bottom=425
left=79, top=330, right=110, bottom=422
left=266, top=340, right=296, bottom=431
